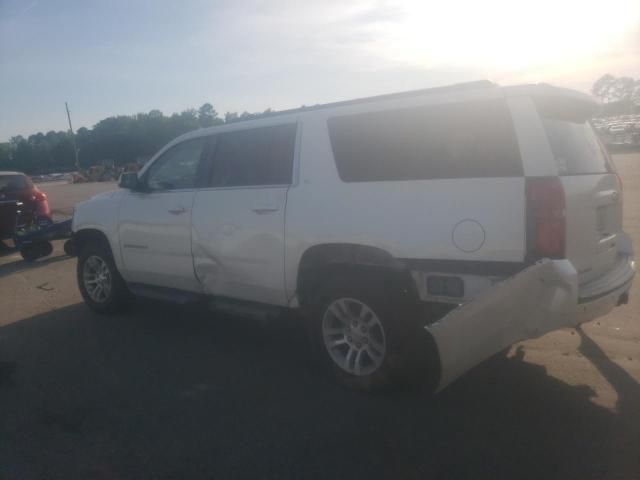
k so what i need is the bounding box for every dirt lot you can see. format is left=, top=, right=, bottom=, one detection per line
left=1, top=157, right=639, bottom=480
left=39, top=180, right=118, bottom=219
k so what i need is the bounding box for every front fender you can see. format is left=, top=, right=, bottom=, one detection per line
left=73, top=190, right=123, bottom=270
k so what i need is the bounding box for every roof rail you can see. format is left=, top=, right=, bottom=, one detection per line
left=270, top=80, right=496, bottom=117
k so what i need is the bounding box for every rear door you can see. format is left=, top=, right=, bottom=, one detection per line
left=537, top=100, right=622, bottom=284
left=191, top=122, right=297, bottom=305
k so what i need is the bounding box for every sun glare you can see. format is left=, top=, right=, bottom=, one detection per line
left=364, top=0, right=640, bottom=73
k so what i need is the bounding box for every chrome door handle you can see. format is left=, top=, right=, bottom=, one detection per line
left=168, top=207, right=187, bottom=215
left=251, top=208, right=279, bottom=215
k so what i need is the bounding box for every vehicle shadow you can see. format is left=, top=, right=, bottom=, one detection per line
left=0, top=302, right=636, bottom=480
left=0, top=252, right=71, bottom=278
left=0, top=239, right=15, bottom=256
left=575, top=325, right=640, bottom=478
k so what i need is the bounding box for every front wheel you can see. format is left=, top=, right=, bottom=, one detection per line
left=77, top=242, right=132, bottom=313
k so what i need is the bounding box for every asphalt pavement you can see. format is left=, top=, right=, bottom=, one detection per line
left=0, top=158, right=638, bottom=480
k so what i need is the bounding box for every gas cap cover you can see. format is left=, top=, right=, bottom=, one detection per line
left=452, top=219, right=485, bottom=253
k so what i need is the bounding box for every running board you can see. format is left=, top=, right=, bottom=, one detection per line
left=209, top=297, right=282, bottom=321
left=127, top=283, right=201, bottom=304
left=126, top=283, right=283, bottom=321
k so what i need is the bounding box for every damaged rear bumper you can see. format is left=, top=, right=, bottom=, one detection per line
left=426, top=253, right=635, bottom=391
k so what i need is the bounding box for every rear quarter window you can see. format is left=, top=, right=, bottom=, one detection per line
left=540, top=117, right=612, bottom=175
left=327, top=99, right=523, bottom=182
left=535, top=96, right=612, bottom=175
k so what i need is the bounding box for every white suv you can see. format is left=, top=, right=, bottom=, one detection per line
left=72, top=81, right=635, bottom=392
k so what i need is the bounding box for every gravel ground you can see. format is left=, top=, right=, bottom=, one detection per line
left=0, top=156, right=638, bottom=480
left=37, top=180, right=117, bottom=219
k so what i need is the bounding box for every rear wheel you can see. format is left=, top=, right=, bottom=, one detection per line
left=308, top=272, right=428, bottom=391
left=322, top=297, right=387, bottom=377
left=77, top=242, right=132, bottom=313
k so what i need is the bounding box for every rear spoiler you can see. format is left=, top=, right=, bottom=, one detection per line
left=503, top=84, right=599, bottom=120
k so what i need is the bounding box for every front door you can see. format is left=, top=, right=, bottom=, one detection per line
left=118, top=136, right=207, bottom=291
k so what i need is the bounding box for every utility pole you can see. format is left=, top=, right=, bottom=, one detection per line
left=65, top=102, right=80, bottom=171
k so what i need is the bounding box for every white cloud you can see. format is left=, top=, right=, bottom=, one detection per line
left=2, top=0, right=638, bottom=139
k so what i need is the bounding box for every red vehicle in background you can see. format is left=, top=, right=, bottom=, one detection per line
left=0, top=171, right=51, bottom=239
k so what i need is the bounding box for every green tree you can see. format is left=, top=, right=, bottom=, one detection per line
left=0, top=143, right=12, bottom=171
left=224, top=112, right=239, bottom=123
left=2, top=102, right=277, bottom=173
left=592, top=74, right=638, bottom=104
left=198, top=103, right=222, bottom=128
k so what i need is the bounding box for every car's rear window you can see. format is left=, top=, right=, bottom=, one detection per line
left=0, top=174, right=31, bottom=192
left=540, top=117, right=612, bottom=175
left=327, top=99, right=523, bottom=182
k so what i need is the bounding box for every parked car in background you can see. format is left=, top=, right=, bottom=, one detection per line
left=593, top=114, right=640, bottom=148
left=71, top=82, right=635, bottom=392
left=0, top=171, right=51, bottom=239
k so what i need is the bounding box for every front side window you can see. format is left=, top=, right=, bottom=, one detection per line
left=145, top=137, right=206, bottom=190
left=209, top=123, right=296, bottom=188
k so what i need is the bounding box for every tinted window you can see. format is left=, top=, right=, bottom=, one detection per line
left=210, top=124, right=296, bottom=187
left=327, top=100, right=522, bottom=182
left=145, top=137, right=206, bottom=190
left=540, top=117, right=611, bottom=175
left=0, top=174, right=31, bottom=192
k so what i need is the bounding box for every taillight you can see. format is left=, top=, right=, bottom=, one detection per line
left=32, top=189, right=50, bottom=216
left=33, top=190, right=47, bottom=202
left=526, top=177, right=565, bottom=259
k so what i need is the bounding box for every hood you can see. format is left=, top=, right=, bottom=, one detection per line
left=75, top=189, right=121, bottom=212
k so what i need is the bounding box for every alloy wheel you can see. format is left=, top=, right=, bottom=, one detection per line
left=82, top=255, right=112, bottom=303
left=322, top=297, right=386, bottom=376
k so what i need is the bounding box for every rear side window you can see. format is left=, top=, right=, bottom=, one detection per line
left=209, top=124, right=296, bottom=187
left=540, top=117, right=611, bottom=175
left=327, top=100, right=523, bottom=182
left=0, top=174, right=31, bottom=192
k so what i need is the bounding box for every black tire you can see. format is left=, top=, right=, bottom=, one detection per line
left=307, top=270, right=428, bottom=392
left=77, top=241, right=132, bottom=314
left=20, top=241, right=53, bottom=262
left=20, top=245, right=40, bottom=262
left=63, top=238, right=75, bottom=256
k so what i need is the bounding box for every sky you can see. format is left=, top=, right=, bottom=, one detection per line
left=1, top=0, right=639, bottom=141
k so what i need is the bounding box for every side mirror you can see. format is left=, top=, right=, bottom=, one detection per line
left=118, top=172, right=141, bottom=190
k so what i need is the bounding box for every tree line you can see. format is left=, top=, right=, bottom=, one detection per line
left=592, top=74, right=640, bottom=114
left=0, top=103, right=277, bottom=174
left=2, top=75, right=639, bottom=175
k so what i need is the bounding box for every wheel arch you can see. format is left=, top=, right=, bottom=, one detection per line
left=73, top=227, right=118, bottom=264
left=297, top=242, right=441, bottom=392
left=295, top=243, right=419, bottom=308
